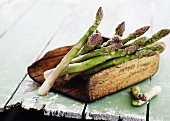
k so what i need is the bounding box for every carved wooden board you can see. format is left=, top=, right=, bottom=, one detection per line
left=28, top=44, right=160, bottom=102
left=88, top=54, right=159, bottom=101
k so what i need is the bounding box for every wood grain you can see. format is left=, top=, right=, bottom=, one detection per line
left=149, top=0, right=170, bottom=120
left=88, top=54, right=159, bottom=101
left=0, top=0, right=78, bottom=112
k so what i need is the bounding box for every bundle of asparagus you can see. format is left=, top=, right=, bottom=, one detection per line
left=38, top=7, right=170, bottom=96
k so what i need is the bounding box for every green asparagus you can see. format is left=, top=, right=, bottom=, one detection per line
left=115, top=21, right=125, bottom=37
left=38, top=7, right=103, bottom=96
left=131, top=86, right=141, bottom=99
left=77, top=33, right=103, bottom=55
left=124, top=29, right=170, bottom=48
left=101, top=35, right=123, bottom=48
left=82, top=42, right=165, bottom=76
left=122, top=26, right=150, bottom=44
left=71, top=37, right=122, bottom=63
left=44, top=42, right=165, bottom=81
left=143, top=29, right=170, bottom=46
left=62, top=44, right=140, bottom=74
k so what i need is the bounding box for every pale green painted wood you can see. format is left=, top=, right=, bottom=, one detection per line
left=0, top=0, right=79, bottom=112
left=85, top=81, right=150, bottom=121
left=7, top=76, right=84, bottom=119
left=3, top=0, right=169, bottom=120
left=84, top=0, right=152, bottom=120
left=0, top=0, right=36, bottom=37
left=6, top=0, right=89, bottom=118
left=149, top=0, right=170, bottom=120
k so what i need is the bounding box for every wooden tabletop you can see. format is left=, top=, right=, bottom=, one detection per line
left=0, top=0, right=170, bottom=120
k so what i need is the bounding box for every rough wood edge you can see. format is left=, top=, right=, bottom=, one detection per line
left=87, top=54, right=160, bottom=101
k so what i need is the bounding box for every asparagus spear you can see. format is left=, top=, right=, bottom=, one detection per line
left=143, top=29, right=170, bottom=46
left=115, top=21, right=125, bottom=37
left=100, top=21, right=125, bottom=48
left=132, top=86, right=161, bottom=106
left=38, top=7, right=103, bottom=96
left=62, top=44, right=140, bottom=74
left=71, top=36, right=123, bottom=63
left=124, top=29, right=170, bottom=48
left=123, top=37, right=147, bottom=48
left=122, top=26, right=150, bottom=44
left=77, top=33, right=103, bottom=55
left=72, top=27, right=167, bottom=64
left=82, top=42, right=165, bottom=76
left=101, top=35, right=123, bottom=48
left=44, top=42, right=165, bottom=80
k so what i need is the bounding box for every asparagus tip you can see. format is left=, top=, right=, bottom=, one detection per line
left=96, top=7, right=103, bottom=20
left=135, top=26, right=150, bottom=36
left=115, top=21, right=125, bottom=37
left=119, top=21, right=125, bottom=29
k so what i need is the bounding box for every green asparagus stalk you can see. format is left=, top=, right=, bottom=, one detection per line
left=44, top=42, right=165, bottom=80
left=38, top=7, right=103, bottom=96
left=124, top=29, right=170, bottom=48
left=122, top=26, right=150, bottom=44
left=77, top=33, right=103, bottom=55
left=101, top=35, right=123, bottom=48
left=123, top=37, right=147, bottom=48
left=62, top=44, right=140, bottom=74
left=143, top=29, right=170, bottom=46
left=71, top=36, right=122, bottom=63
left=82, top=42, right=165, bottom=76
left=115, top=21, right=125, bottom=37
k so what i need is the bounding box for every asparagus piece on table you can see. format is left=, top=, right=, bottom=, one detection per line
left=38, top=7, right=103, bottom=96
left=115, top=21, right=125, bottom=37
left=121, top=26, right=150, bottom=44
left=131, top=86, right=141, bottom=99
left=132, top=86, right=161, bottom=106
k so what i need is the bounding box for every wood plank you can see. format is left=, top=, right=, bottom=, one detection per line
left=6, top=0, right=111, bottom=118
left=0, top=0, right=36, bottom=37
left=85, top=81, right=150, bottom=121
left=7, top=76, right=84, bottom=119
left=84, top=0, right=153, bottom=120
left=0, top=0, right=78, bottom=112
left=149, top=0, right=170, bottom=120
left=6, top=0, right=97, bottom=118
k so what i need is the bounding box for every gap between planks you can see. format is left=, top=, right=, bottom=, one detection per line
left=4, top=0, right=87, bottom=116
